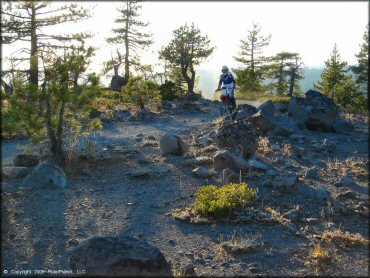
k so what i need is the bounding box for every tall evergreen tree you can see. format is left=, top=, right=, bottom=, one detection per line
left=159, top=23, right=214, bottom=94
left=315, top=44, right=348, bottom=101
left=233, top=23, right=271, bottom=94
left=287, top=55, right=304, bottom=97
left=266, top=52, right=298, bottom=96
left=1, top=0, right=91, bottom=87
left=234, top=23, right=271, bottom=72
left=106, top=0, right=153, bottom=83
left=350, top=24, right=368, bottom=94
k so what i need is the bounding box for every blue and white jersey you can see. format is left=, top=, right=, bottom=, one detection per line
left=218, top=73, right=236, bottom=87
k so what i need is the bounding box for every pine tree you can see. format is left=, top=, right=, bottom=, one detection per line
left=266, top=52, right=298, bottom=96
left=106, top=0, right=153, bottom=83
left=234, top=23, right=271, bottom=72
left=287, top=55, right=304, bottom=97
left=315, top=44, right=348, bottom=101
left=159, top=23, right=214, bottom=94
left=233, top=23, right=271, bottom=94
left=1, top=1, right=91, bottom=87
left=350, top=24, right=368, bottom=94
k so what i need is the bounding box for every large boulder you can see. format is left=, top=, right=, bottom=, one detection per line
left=22, top=161, right=67, bottom=189
left=2, top=166, right=31, bottom=180
left=257, top=100, right=274, bottom=117
left=222, top=168, right=239, bottom=185
left=272, top=117, right=306, bottom=136
left=331, top=118, right=354, bottom=134
left=288, top=90, right=339, bottom=131
left=109, top=75, right=127, bottom=92
left=69, top=236, right=172, bottom=277
left=215, top=120, right=257, bottom=158
left=247, top=110, right=276, bottom=134
left=160, top=133, right=187, bottom=156
left=13, top=154, right=39, bottom=167
left=232, top=109, right=255, bottom=121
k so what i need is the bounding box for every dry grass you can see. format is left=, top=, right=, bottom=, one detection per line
left=257, top=136, right=272, bottom=155
left=265, top=207, right=289, bottom=225
left=305, top=244, right=332, bottom=268
left=321, top=228, right=369, bottom=247
left=327, top=156, right=368, bottom=178
left=218, top=231, right=264, bottom=254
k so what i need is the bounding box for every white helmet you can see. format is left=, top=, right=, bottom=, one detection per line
left=222, top=65, right=228, bottom=74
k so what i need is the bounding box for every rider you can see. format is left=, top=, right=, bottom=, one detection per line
left=216, top=65, right=236, bottom=111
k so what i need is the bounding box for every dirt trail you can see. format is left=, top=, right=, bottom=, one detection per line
left=2, top=100, right=369, bottom=277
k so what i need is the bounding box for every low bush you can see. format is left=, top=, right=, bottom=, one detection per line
left=122, top=76, right=161, bottom=110
left=192, top=183, right=256, bottom=218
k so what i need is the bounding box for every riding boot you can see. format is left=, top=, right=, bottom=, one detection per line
left=231, top=97, right=236, bottom=111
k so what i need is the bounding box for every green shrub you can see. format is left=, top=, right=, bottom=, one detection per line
left=192, top=183, right=256, bottom=218
left=159, top=80, right=178, bottom=100
left=122, top=76, right=161, bottom=110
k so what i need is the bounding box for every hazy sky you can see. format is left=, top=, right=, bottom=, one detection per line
left=2, top=1, right=368, bottom=79
left=87, top=1, right=368, bottom=71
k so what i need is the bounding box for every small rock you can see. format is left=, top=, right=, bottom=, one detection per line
left=246, top=159, right=269, bottom=171
left=315, top=188, right=332, bottom=204
left=284, top=210, right=300, bottom=222
left=266, top=169, right=277, bottom=177
left=160, top=133, right=187, bottom=156
left=327, top=222, right=337, bottom=229
left=181, top=263, right=195, bottom=277
left=273, top=174, right=299, bottom=193
left=248, top=263, right=261, bottom=273
left=192, top=167, right=212, bottom=178
left=265, top=251, right=273, bottom=257
left=287, top=223, right=297, bottom=234
left=196, top=135, right=210, bottom=146
left=23, top=218, right=31, bottom=224
left=339, top=175, right=353, bottom=186
left=147, top=135, right=156, bottom=140
left=337, top=190, right=357, bottom=199
left=306, top=218, right=320, bottom=224
left=321, top=139, right=336, bottom=152
left=68, top=239, right=79, bottom=247
left=270, top=144, right=280, bottom=151
left=304, top=168, right=320, bottom=179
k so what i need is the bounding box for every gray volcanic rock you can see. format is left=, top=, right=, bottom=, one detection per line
left=288, top=90, right=339, bottom=131
left=22, top=161, right=67, bottom=189
left=69, top=236, right=172, bottom=277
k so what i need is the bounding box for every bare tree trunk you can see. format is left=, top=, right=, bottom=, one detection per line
left=124, top=1, right=130, bottom=83
left=288, top=69, right=296, bottom=97
left=43, top=80, right=58, bottom=159
left=29, top=4, right=38, bottom=87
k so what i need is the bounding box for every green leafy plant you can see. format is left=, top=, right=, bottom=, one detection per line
left=192, top=183, right=256, bottom=218
left=122, top=76, right=161, bottom=110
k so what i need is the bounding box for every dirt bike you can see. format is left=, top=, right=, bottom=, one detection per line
left=215, top=87, right=235, bottom=117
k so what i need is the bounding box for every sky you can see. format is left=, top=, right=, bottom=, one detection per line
left=1, top=1, right=368, bottom=84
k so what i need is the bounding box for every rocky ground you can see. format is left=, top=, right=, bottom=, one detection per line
left=1, top=96, right=369, bottom=277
